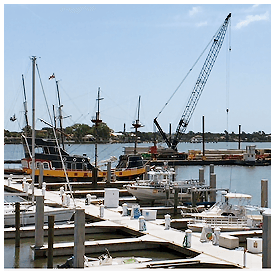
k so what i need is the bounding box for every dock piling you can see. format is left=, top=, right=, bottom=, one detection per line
left=35, top=196, right=44, bottom=248
left=199, top=168, right=205, bottom=183
left=261, top=179, right=268, bottom=208
left=74, top=209, right=85, bottom=268
left=39, top=164, right=43, bottom=188
left=209, top=173, right=216, bottom=203
left=47, top=215, right=55, bottom=268
left=15, top=202, right=20, bottom=248
left=173, top=188, right=179, bottom=216
left=262, top=209, right=271, bottom=268
left=106, top=161, right=111, bottom=185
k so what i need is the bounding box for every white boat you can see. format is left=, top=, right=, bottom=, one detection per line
left=124, top=167, right=206, bottom=202
left=58, top=249, right=152, bottom=268
left=185, top=192, right=262, bottom=232
left=4, top=195, right=74, bottom=227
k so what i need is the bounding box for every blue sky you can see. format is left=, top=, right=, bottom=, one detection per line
left=4, top=3, right=271, bottom=135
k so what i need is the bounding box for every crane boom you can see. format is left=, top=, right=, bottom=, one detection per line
left=155, top=13, right=231, bottom=151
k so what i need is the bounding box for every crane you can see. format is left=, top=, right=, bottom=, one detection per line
left=154, top=13, right=231, bottom=151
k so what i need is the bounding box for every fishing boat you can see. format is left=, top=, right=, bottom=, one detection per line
left=185, top=192, right=262, bottom=232
left=124, top=166, right=206, bottom=202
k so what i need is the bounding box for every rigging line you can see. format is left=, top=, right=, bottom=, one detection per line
left=156, top=25, right=222, bottom=119
left=226, top=18, right=231, bottom=137
left=35, top=63, right=53, bottom=125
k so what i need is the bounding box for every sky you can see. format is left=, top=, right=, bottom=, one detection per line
left=3, top=2, right=271, bottom=135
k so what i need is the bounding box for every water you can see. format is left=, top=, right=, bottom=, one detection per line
left=4, top=142, right=271, bottom=268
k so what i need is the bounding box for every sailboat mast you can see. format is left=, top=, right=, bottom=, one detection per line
left=132, top=95, right=143, bottom=155
left=31, top=56, right=37, bottom=203
left=91, top=87, right=103, bottom=168
left=22, top=74, right=29, bottom=134
left=55, top=77, right=65, bottom=150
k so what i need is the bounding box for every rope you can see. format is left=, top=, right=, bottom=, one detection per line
left=35, top=63, right=53, bottom=125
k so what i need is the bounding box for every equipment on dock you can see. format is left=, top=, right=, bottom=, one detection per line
left=154, top=13, right=231, bottom=151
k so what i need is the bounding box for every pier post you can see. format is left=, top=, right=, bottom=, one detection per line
left=209, top=164, right=214, bottom=183
left=261, top=179, right=268, bottom=208
left=106, top=161, right=111, bottom=185
left=262, top=209, right=271, bottom=268
left=74, top=209, right=85, bottom=268
left=34, top=196, right=44, bottom=259
left=199, top=168, right=205, bottom=183
left=173, top=188, right=179, bottom=216
left=39, top=164, right=43, bottom=189
left=15, top=202, right=20, bottom=248
left=209, top=173, right=216, bottom=203
left=47, top=215, right=55, bottom=268
left=92, top=167, right=98, bottom=187
left=238, top=125, right=241, bottom=150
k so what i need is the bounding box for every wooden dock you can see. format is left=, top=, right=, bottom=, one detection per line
left=4, top=177, right=264, bottom=269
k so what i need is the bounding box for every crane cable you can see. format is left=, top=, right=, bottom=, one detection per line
left=156, top=25, right=222, bottom=119
left=226, top=19, right=231, bottom=135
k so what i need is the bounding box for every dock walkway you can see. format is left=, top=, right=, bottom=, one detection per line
left=4, top=178, right=263, bottom=269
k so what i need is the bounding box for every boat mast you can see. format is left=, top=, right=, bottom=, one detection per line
left=55, top=75, right=65, bottom=150
left=91, top=87, right=103, bottom=168
left=22, top=74, right=30, bottom=135
left=31, top=56, right=37, bottom=203
left=132, top=95, right=143, bottom=154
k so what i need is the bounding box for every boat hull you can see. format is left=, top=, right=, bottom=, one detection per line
left=126, top=185, right=167, bottom=201
left=4, top=207, right=75, bottom=227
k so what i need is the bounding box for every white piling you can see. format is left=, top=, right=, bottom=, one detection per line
left=184, top=229, right=192, bottom=248
left=213, top=227, right=221, bottom=245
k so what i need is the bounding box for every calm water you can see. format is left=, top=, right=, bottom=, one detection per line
left=4, top=142, right=271, bottom=268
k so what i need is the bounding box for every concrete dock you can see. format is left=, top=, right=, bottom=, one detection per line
left=4, top=177, right=265, bottom=269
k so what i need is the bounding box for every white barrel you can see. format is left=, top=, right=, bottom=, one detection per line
left=100, top=205, right=104, bottom=218
left=122, top=203, right=128, bottom=216
left=213, top=227, right=221, bottom=245
left=164, top=214, right=171, bottom=230
left=185, top=229, right=192, bottom=248
left=138, top=216, right=146, bottom=231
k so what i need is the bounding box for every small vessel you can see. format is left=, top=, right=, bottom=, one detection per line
left=124, top=166, right=206, bottom=202
left=58, top=249, right=152, bottom=268
left=185, top=192, right=262, bottom=232
left=4, top=195, right=74, bottom=227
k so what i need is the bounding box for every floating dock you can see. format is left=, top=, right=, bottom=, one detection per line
left=4, top=176, right=266, bottom=269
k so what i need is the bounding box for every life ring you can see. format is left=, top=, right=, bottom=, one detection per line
left=73, top=158, right=76, bottom=162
